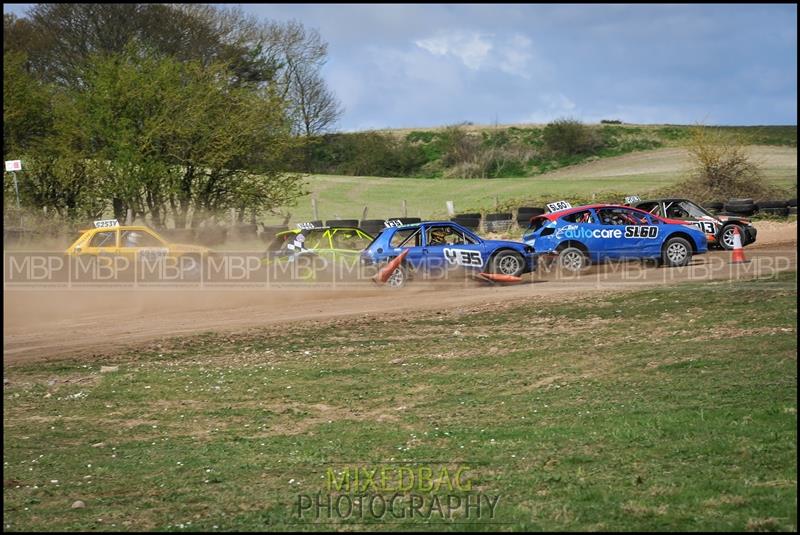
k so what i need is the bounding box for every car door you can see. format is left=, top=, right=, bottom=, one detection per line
left=421, top=223, right=484, bottom=274
left=83, top=229, right=119, bottom=256
left=594, top=207, right=653, bottom=260
left=118, top=228, right=169, bottom=262
left=387, top=227, right=424, bottom=269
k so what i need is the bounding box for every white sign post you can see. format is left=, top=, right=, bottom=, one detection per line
left=5, top=160, right=22, bottom=209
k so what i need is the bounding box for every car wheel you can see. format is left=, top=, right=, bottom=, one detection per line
left=662, top=237, right=692, bottom=267
left=385, top=263, right=407, bottom=289
left=719, top=225, right=740, bottom=250
left=558, top=246, right=588, bottom=273
left=491, top=250, right=525, bottom=277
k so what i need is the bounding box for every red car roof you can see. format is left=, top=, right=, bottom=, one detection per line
left=534, top=204, right=684, bottom=225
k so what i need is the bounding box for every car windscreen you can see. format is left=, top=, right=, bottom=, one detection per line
left=526, top=217, right=550, bottom=233
left=675, top=200, right=712, bottom=219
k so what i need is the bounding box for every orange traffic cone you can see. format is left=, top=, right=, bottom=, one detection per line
left=477, top=272, right=523, bottom=284
left=730, top=226, right=749, bottom=264
left=374, top=249, right=409, bottom=284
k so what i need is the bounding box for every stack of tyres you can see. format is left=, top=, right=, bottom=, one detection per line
left=788, top=198, right=797, bottom=216
left=703, top=201, right=724, bottom=215
left=450, top=213, right=480, bottom=230
left=723, top=198, right=757, bottom=217
left=484, top=213, right=513, bottom=233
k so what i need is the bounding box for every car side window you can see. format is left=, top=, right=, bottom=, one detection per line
left=89, top=231, right=117, bottom=248
left=120, top=230, right=163, bottom=247
left=562, top=210, right=595, bottom=224
left=637, top=202, right=662, bottom=216
left=426, top=225, right=469, bottom=246
left=664, top=202, right=690, bottom=219
left=389, top=228, right=421, bottom=248
left=597, top=208, right=649, bottom=226
left=331, top=229, right=371, bottom=250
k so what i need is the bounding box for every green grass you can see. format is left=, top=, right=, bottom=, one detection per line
left=268, top=165, right=796, bottom=224
left=4, top=272, right=797, bottom=531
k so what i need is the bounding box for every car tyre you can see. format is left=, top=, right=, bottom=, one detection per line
left=491, top=250, right=525, bottom=277
left=661, top=237, right=692, bottom=267
left=557, top=246, right=589, bottom=273
left=718, top=225, right=741, bottom=250
left=385, top=263, right=408, bottom=289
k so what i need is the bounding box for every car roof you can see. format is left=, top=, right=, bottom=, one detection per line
left=80, top=225, right=155, bottom=233
left=392, top=220, right=464, bottom=230
left=278, top=226, right=367, bottom=234
left=634, top=198, right=691, bottom=204
left=537, top=204, right=653, bottom=220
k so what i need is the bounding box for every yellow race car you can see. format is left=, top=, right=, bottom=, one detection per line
left=65, top=220, right=210, bottom=280
left=66, top=220, right=209, bottom=257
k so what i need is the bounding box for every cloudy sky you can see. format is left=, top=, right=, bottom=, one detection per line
left=5, top=4, right=797, bottom=131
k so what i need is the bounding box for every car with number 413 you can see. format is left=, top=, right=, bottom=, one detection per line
left=626, top=196, right=757, bottom=250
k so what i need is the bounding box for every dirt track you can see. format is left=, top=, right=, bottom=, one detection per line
left=4, top=224, right=797, bottom=364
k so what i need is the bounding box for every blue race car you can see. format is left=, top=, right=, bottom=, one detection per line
left=522, top=203, right=708, bottom=272
left=361, top=220, right=536, bottom=287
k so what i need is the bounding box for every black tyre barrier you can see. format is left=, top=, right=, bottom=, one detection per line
left=724, top=199, right=756, bottom=216
left=759, top=207, right=790, bottom=217
left=517, top=207, right=545, bottom=217
left=325, top=219, right=359, bottom=227
left=451, top=217, right=480, bottom=230
left=359, top=220, right=386, bottom=235
left=485, top=212, right=513, bottom=221
left=756, top=200, right=788, bottom=209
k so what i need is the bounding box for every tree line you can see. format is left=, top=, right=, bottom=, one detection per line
left=3, top=4, right=343, bottom=228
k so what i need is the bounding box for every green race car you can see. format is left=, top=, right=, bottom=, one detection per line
left=263, top=225, right=375, bottom=281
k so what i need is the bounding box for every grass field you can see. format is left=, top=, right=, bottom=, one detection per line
left=266, top=145, right=797, bottom=224
left=3, top=272, right=797, bottom=531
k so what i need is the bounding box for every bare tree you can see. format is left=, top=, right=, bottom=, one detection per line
left=265, top=20, right=343, bottom=135
left=289, top=63, right=344, bottom=136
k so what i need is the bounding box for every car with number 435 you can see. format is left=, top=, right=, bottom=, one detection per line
left=360, top=220, right=536, bottom=287
left=522, top=202, right=708, bottom=272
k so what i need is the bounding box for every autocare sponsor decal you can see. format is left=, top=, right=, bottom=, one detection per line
left=555, top=224, right=579, bottom=239
left=443, top=248, right=483, bottom=266
left=558, top=226, right=660, bottom=240
left=623, top=226, right=659, bottom=239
